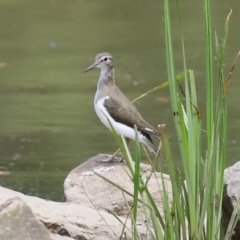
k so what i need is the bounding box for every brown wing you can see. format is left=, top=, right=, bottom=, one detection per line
left=104, top=93, right=160, bottom=139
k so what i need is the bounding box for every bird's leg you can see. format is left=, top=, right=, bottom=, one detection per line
left=100, top=138, right=130, bottom=163
left=101, top=148, right=121, bottom=162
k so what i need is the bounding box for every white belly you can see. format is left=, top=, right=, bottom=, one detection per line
left=94, top=96, right=145, bottom=142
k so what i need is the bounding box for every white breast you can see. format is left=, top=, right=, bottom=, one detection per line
left=94, top=96, right=145, bottom=143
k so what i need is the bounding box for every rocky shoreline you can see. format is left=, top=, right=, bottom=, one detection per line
left=0, top=154, right=239, bottom=240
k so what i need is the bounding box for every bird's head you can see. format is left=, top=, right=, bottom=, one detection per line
left=84, top=52, right=114, bottom=73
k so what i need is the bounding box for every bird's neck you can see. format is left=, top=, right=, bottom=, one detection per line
left=97, top=67, right=115, bottom=90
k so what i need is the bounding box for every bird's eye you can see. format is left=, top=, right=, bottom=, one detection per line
left=104, top=57, right=108, bottom=61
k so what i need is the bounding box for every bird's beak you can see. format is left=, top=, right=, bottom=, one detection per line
left=84, top=62, right=98, bottom=73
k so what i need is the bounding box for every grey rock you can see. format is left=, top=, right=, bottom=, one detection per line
left=223, top=161, right=240, bottom=239
left=0, top=197, right=53, bottom=240
left=64, top=154, right=172, bottom=220
left=0, top=185, right=146, bottom=240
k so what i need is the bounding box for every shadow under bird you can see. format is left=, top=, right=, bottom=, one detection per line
left=84, top=52, right=161, bottom=162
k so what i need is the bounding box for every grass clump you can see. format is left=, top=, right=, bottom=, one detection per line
left=96, top=0, right=240, bottom=239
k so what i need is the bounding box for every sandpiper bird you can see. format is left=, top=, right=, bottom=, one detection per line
left=84, top=52, right=161, bottom=162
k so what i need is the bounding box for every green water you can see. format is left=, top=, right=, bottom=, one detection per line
left=0, top=1, right=240, bottom=200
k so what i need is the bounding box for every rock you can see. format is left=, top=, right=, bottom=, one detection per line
left=0, top=186, right=146, bottom=240
left=222, top=161, right=240, bottom=240
left=0, top=197, right=53, bottom=240
left=64, top=154, right=172, bottom=220
left=1, top=154, right=240, bottom=240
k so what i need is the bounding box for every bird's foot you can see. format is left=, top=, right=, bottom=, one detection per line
left=98, top=154, right=124, bottom=163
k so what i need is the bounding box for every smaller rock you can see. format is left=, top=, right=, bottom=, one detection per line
left=0, top=186, right=145, bottom=240
left=222, top=161, right=240, bottom=240
left=224, top=161, right=240, bottom=206
left=0, top=197, right=53, bottom=240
